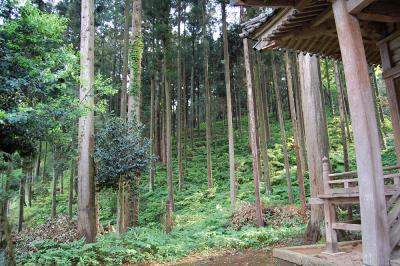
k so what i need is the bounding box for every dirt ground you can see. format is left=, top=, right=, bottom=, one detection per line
left=174, top=249, right=275, bottom=266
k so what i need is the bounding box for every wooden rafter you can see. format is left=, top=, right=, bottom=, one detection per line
left=346, top=0, right=376, bottom=14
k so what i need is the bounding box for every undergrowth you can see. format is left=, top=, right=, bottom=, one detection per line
left=12, top=113, right=396, bottom=265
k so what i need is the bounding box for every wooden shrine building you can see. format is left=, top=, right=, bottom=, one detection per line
left=232, top=0, right=400, bottom=265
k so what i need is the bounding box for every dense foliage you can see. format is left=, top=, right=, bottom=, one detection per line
left=95, top=117, right=152, bottom=189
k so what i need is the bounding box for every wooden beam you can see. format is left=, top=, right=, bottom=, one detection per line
left=310, top=8, right=333, bottom=27
left=346, top=0, right=376, bottom=14
left=254, top=8, right=296, bottom=39
left=332, top=222, right=362, bottom=231
left=230, top=0, right=295, bottom=7
left=332, top=0, right=390, bottom=265
left=283, top=22, right=335, bottom=40
left=357, top=12, right=400, bottom=23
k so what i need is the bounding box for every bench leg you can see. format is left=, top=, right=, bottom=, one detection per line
left=324, top=202, right=338, bottom=254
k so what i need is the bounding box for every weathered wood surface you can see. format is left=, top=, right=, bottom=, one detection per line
left=298, top=53, right=328, bottom=239
left=379, top=39, right=400, bottom=164
left=333, top=0, right=390, bottom=264
left=332, top=222, right=361, bottom=232
left=78, top=0, right=97, bottom=243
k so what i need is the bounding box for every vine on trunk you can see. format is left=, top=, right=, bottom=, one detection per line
left=129, top=32, right=144, bottom=95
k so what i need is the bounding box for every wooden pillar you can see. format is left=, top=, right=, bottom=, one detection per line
left=332, top=0, right=390, bottom=264
left=379, top=41, right=400, bottom=163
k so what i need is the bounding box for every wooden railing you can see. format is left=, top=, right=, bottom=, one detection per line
left=319, top=157, right=400, bottom=252
left=322, top=157, right=400, bottom=195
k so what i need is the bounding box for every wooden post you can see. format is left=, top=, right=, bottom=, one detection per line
left=379, top=42, right=400, bottom=163
left=323, top=200, right=338, bottom=254
left=322, top=158, right=338, bottom=254
left=332, top=0, right=390, bottom=264
left=322, top=157, right=331, bottom=194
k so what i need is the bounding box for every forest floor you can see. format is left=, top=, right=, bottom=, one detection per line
left=11, top=115, right=397, bottom=265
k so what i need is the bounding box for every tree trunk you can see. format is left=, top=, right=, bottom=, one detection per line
left=372, top=69, right=385, bottom=127
left=334, top=61, right=352, bottom=220
left=222, top=3, right=236, bottom=208
left=177, top=0, right=183, bottom=191
left=190, top=45, right=195, bottom=149
left=127, top=0, right=142, bottom=123
left=298, top=54, right=329, bottom=242
left=324, top=59, right=335, bottom=115
left=284, top=51, right=306, bottom=211
left=149, top=77, right=155, bottom=192
left=243, top=36, right=263, bottom=227
left=261, top=64, right=270, bottom=143
left=68, top=159, right=75, bottom=219
left=369, top=66, right=386, bottom=149
left=202, top=0, right=213, bottom=189
left=52, top=146, right=60, bottom=219
left=18, top=162, right=26, bottom=232
left=255, top=53, right=271, bottom=195
left=293, top=53, right=307, bottom=175
left=78, top=0, right=96, bottom=243
left=117, top=176, right=126, bottom=235
left=34, top=142, right=42, bottom=183
left=120, top=0, right=130, bottom=120
left=0, top=158, right=15, bottom=265
left=334, top=62, right=350, bottom=172
left=131, top=173, right=140, bottom=227
left=235, top=81, right=243, bottom=138
left=164, top=38, right=174, bottom=232
left=339, top=66, right=353, bottom=143
left=41, top=142, right=48, bottom=183
left=271, top=52, right=293, bottom=205
left=25, top=157, right=33, bottom=207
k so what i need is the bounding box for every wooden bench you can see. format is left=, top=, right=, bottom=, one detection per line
left=310, top=157, right=400, bottom=254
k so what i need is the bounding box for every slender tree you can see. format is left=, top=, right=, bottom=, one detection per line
left=41, top=142, right=47, bottom=183
left=0, top=157, right=15, bottom=265
left=177, top=0, right=183, bottom=191
left=284, top=51, right=306, bottom=211
left=68, top=159, right=75, bottom=219
left=120, top=0, right=130, bottom=120
left=334, top=61, right=349, bottom=172
left=243, top=35, right=263, bottom=227
left=221, top=1, right=236, bottom=208
left=202, top=0, right=213, bottom=188
left=369, top=66, right=386, bottom=149
left=271, top=52, right=293, bottom=205
left=78, top=0, right=96, bottom=243
left=255, top=53, right=271, bottom=195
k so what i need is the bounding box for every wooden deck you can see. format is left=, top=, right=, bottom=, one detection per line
left=273, top=241, right=400, bottom=266
left=310, top=159, right=400, bottom=254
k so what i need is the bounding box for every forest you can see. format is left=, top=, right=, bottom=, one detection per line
left=0, top=0, right=397, bottom=265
